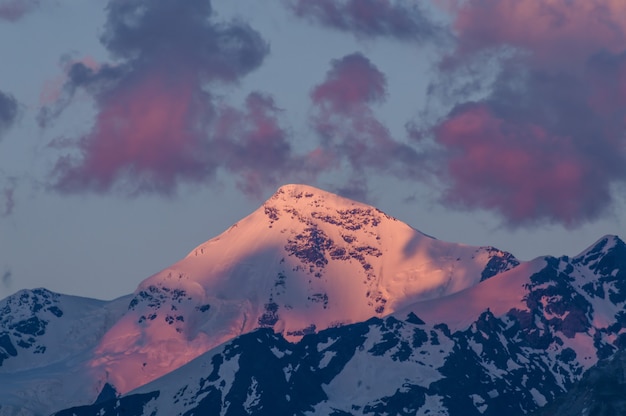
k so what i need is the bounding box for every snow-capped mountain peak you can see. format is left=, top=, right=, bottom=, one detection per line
left=56, top=229, right=626, bottom=416
left=65, top=234, right=626, bottom=416
left=2, top=186, right=625, bottom=416
left=86, top=184, right=520, bottom=394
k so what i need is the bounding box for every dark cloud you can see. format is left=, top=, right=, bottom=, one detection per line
left=331, top=177, right=370, bottom=203
left=0, top=175, right=17, bottom=217
left=286, top=0, right=442, bottom=41
left=42, top=0, right=307, bottom=197
left=421, top=0, right=626, bottom=227
left=0, top=0, right=40, bottom=22
left=2, top=186, right=14, bottom=216
left=0, top=91, right=18, bottom=139
left=100, top=0, right=266, bottom=81
left=1, top=267, right=11, bottom=288
left=310, top=53, right=423, bottom=186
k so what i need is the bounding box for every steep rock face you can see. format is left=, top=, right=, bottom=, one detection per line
left=0, top=289, right=62, bottom=368
left=531, top=349, right=626, bottom=416
left=89, top=184, right=519, bottom=394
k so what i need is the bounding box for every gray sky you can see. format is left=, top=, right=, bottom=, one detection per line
left=1, top=0, right=624, bottom=300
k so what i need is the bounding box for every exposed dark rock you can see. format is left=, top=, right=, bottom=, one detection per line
left=531, top=349, right=626, bottom=416
left=480, top=248, right=520, bottom=281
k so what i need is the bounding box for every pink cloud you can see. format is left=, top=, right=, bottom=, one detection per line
left=212, top=93, right=308, bottom=197
left=447, top=0, right=626, bottom=67
left=422, top=0, right=626, bottom=226
left=312, top=53, right=386, bottom=111
left=51, top=71, right=212, bottom=194
left=310, top=53, right=393, bottom=167
left=310, top=53, right=422, bottom=196
left=0, top=0, right=40, bottom=22
left=433, top=104, right=611, bottom=226
left=42, top=0, right=311, bottom=197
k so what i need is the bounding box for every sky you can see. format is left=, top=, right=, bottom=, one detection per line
left=0, top=0, right=625, bottom=301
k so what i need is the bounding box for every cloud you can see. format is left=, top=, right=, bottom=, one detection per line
left=423, top=0, right=626, bottom=227
left=42, top=0, right=303, bottom=197
left=0, top=0, right=40, bottom=22
left=1, top=267, right=11, bottom=288
left=286, top=0, right=442, bottom=41
left=0, top=174, right=16, bottom=217
left=310, top=53, right=423, bottom=188
left=0, top=91, right=18, bottom=139
left=446, top=0, right=626, bottom=68
left=332, top=176, right=370, bottom=202
left=38, top=57, right=101, bottom=108
left=212, top=92, right=313, bottom=197
left=2, top=186, right=14, bottom=216
left=312, top=52, right=386, bottom=110
left=432, top=102, right=617, bottom=226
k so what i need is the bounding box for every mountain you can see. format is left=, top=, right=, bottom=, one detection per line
left=0, top=184, right=518, bottom=415
left=0, top=289, right=131, bottom=414
left=87, top=184, right=520, bottom=395
left=1, top=184, right=624, bottom=415
left=50, top=235, right=626, bottom=415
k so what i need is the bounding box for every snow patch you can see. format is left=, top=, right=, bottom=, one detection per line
left=470, top=394, right=488, bottom=414
left=529, top=388, right=547, bottom=407
left=243, top=377, right=260, bottom=412
left=319, top=350, right=336, bottom=369
left=417, top=394, right=446, bottom=415
left=270, top=346, right=285, bottom=358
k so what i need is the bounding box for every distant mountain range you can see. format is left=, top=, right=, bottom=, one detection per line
left=0, top=184, right=624, bottom=415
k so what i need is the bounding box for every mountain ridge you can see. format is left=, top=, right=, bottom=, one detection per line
left=0, top=184, right=623, bottom=415
left=51, top=233, right=626, bottom=416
